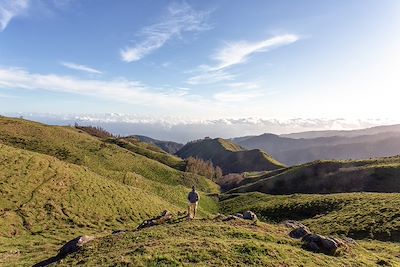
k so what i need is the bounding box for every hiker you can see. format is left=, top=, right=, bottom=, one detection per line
left=187, top=186, right=200, bottom=219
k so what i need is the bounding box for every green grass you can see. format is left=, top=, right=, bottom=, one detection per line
left=221, top=192, right=400, bottom=241
left=0, top=117, right=220, bottom=266
left=0, top=143, right=218, bottom=266
left=1, top=117, right=400, bottom=266
left=0, top=117, right=218, bottom=193
left=55, top=220, right=400, bottom=266
left=106, top=137, right=186, bottom=170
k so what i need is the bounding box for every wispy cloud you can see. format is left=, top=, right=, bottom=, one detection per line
left=0, top=0, right=29, bottom=31
left=212, top=34, right=299, bottom=70
left=187, top=34, right=299, bottom=85
left=120, top=2, right=210, bottom=62
left=213, top=90, right=264, bottom=102
left=61, top=61, right=103, bottom=74
left=186, top=69, right=234, bottom=85
left=213, top=82, right=265, bottom=102
left=0, top=67, right=221, bottom=116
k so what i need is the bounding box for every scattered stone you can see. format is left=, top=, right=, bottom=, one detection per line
left=235, top=213, right=244, bottom=219
left=289, top=226, right=311, bottom=239
left=33, top=235, right=94, bottom=267
left=222, top=215, right=242, bottom=221
left=243, top=210, right=257, bottom=221
left=213, top=213, right=228, bottom=221
left=137, top=210, right=173, bottom=229
left=282, top=220, right=308, bottom=230
left=301, top=233, right=340, bottom=255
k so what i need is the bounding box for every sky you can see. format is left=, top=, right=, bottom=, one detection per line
left=0, top=0, right=400, bottom=140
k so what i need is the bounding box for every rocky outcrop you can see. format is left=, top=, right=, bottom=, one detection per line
left=243, top=211, right=257, bottom=221
left=214, top=211, right=258, bottom=222
left=137, top=210, right=173, bottom=229
left=301, top=234, right=340, bottom=256
left=289, top=226, right=312, bottom=239
left=33, top=235, right=95, bottom=267
left=284, top=220, right=348, bottom=256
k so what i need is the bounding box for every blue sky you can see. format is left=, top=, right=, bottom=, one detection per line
left=0, top=0, right=400, bottom=125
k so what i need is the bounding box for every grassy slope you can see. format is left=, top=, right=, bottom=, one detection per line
left=0, top=144, right=219, bottom=266
left=176, top=138, right=285, bottom=174
left=229, top=158, right=400, bottom=194
left=221, top=192, right=400, bottom=241
left=0, top=117, right=219, bottom=266
left=0, top=117, right=218, bottom=193
left=58, top=220, right=400, bottom=266
left=107, top=137, right=186, bottom=170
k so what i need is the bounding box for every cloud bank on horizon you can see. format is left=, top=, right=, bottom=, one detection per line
left=6, top=112, right=397, bottom=143
left=1, top=1, right=400, bottom=128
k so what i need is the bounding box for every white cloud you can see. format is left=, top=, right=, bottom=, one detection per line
left=212, top=34, right=299, bottom=70
left=0, top=0, right=29, bottom=31
left=0, top=67, right=189, bottom=107
left=10, top=113, right=397, bottom=143
left=227, top=82, right=260, bottom=90
left=186, top=69, right=234, bottom=85
left=61, top=61, right=103, bottom=74
left=120, top=2, right=210, bottom=62
left=187, top=34, right=299, bottom=85
left=213, top=89, right=264, bottom=102
left=0, top=66, right=233, bottom=118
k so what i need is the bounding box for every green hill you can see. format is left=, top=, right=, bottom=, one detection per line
left=130, top=135, right=184, bottom=154
left=0, top=117, right=219, bottom=266
left=0, top=117, right=216, bottom=191
left=2, top=116, right=400, bottom=266
left=228, top=158, right=400, bottom=195
left=44, top=220, right=400, bottom=266
left=176, top=138, right=285, bottom=174
left=221, top=192, right=400, bottom=242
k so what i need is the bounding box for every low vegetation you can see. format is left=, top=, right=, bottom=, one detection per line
left=221, top=192, right=400, bottom=241
left=1, top=116, right=400, bottom=266
left=55, top=220, right=400, bottom=266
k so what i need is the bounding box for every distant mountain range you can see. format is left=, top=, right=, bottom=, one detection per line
left=233, top=125, right=400, bottom=165
left=281, top=124, right=400, bottom=139
left=176, top=137, right=285, bottom=175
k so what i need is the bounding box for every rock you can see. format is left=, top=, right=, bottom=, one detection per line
left=235, top=213, right=244, bottom=219
left=301, top=234, right=339, bottom=255
left=58, top=235, right=94, bottom=258
left=213, top=213, right=227, bottom=221
left=242, top=211, right=257, bottom=221
left=33, top=235, right=94, bottom=267
left=289, top=226, right=311, bottom=239
left=282, top=220, right=308, bottom=230
left=222, top=215, right=242, bottom=221
left=137, top=210, right=174, bottom=229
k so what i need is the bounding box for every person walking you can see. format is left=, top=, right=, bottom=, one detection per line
left=187, top=186, right=199, bottom=219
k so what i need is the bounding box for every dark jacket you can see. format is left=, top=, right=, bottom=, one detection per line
left=188, top=191, right=199, bottom=203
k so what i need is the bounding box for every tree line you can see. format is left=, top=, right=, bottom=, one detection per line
left=185, top=156, right=223, bottom=181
